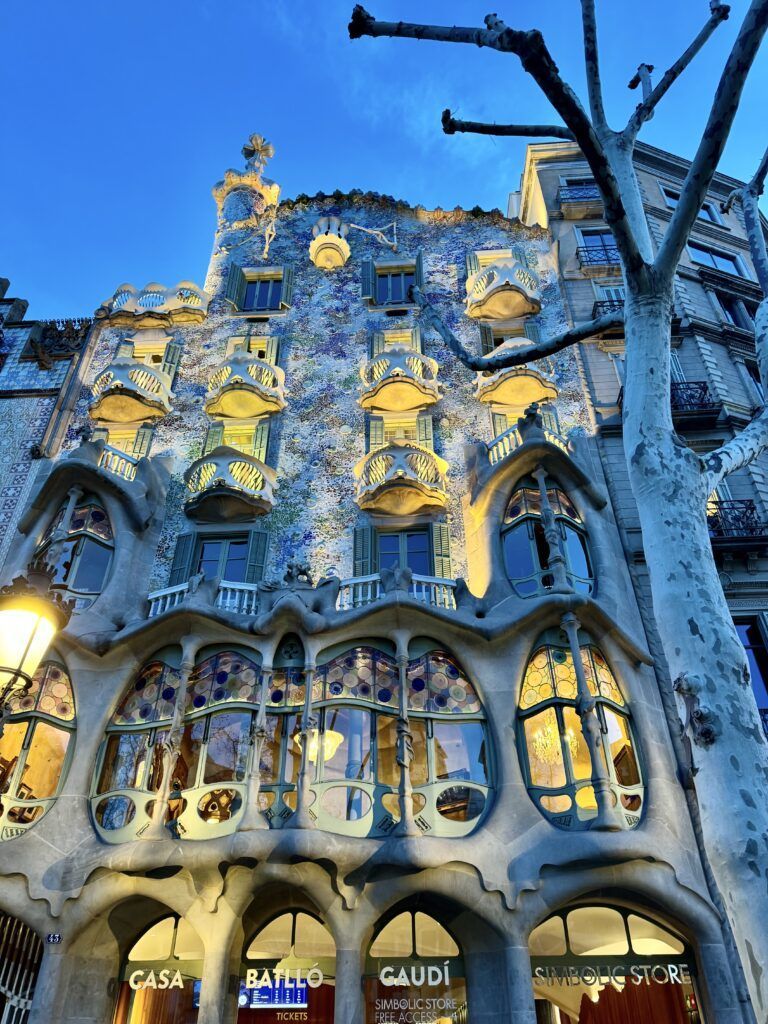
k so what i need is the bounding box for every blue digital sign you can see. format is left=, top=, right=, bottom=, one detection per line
left=238, top=979, right=309, bottom=1009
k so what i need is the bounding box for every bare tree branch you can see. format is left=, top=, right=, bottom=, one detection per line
left=625, top=4, right=730, bottom=137
left=723, top=145, right=768, bottom=295
left=411, top=286, right=623, bottom=372
left=703, top=405, right=768, bottom=493
left=442, top=109, right=574, bottom=140
left=581, top=0, right=607, bottom=128
left=349, top=6, right=647, bottom=277
left=654, top=0, right=768, bottom=282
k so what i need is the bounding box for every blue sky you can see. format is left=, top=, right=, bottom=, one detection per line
left=1, top=0, right=765, bottom=319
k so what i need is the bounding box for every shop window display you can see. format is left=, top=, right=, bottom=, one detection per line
left=530, top=904, right=702, bottom=1023
left=364, top=910, right=467, bottom=1024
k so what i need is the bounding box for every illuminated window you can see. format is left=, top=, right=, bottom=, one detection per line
left=518, top=638, right=643, bottom=828
left=36, top=497, right=114, bottom=608
left=0, top=662, right=75, bottom=839
left=502, top=480, right=591, bottom=596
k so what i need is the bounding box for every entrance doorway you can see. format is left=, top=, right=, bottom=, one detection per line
left=0, top=910, right=43, bottom=1024
left=237, top=911, right=336, bottom=1024
left=530, top=904, right=702, bottom=1023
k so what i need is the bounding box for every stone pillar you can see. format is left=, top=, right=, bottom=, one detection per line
left=394, top=651, right=419, bottom=837
left=30, top=940, right=117, bottom=1024
left=560, top=612, right=622, bottom=831
left=334, top=944, right=365, bottom=1024
left=288, top=663, right=317, bottom=829
left=532, top=465, right=570, bottom=593
left=240, top=666, right=272, bottom=831
left=504, top=943, right=538, bottom=1024
left=197, top=926, right=237, bottom=1024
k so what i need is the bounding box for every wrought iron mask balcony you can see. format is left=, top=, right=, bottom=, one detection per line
left=90, top=358, right=173, bottom=422
left=359, top=345, right=440, bottom=412
left=591, top=299, right=626, bottom=318
left=475, top=358, right=558, bottom=408
left=465, top=259, right=542, bottom=321
left=204, top=352, right=286, bottom=419
left=354, top=441, right=449, bottom=516
left=707, top=498, right=768, bottom=548
left=184, top=446, right=277, bottom=521
left=670, top=381, right=719, bottom=413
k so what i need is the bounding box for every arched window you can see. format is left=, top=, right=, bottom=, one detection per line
left=0, top=661, right=75, bottom=839
left=114, top=915, right=204, bottom=1024
left=36, top=496, right=114, bottom=607
left=238, top=912, right=336, bottom=1022
left=502, top=480, right=591, bottom=596
left=529, top=904, right=700, bottom=1023
left=364, top=910, right=466, bottom=1024
left=518, top=637, right=643, bottom=829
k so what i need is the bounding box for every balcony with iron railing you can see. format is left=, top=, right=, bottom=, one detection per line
left=204, top=352, right=286, bottom=419
left=576, top=245, right=622, bottom=276
left=184, top=446, right=277, bottom=521
left=359, top=346, right=440, bottom=412
left=707, top=498, right=768, bottom=551
left=354, top=441, right=448, bottom=516
left=616, top=381, right=721, bottom=425
left=591, top=298, right=625, bottom=318
left=557, top=184, right=603, bottom=218
left=147, top=572, right=457, bottom=618
left=90, top=358, right=173, bottom=422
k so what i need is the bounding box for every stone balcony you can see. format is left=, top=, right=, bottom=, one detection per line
left=557, top=184, right=603, bottom=219
left=465, top=258, right=541, bottom=321
left=95, top=281, right=210, bottom=327
left=354, top=441, right=448, bottom=516
left=90, top=359, right=173, bottom=422
left=204, top=352, right=287, bottom=418
left=184, top=446, right=277, bottom=521
left=475, top=342, right=558, bottom=408
left=359, top=346, right=440, bottom=412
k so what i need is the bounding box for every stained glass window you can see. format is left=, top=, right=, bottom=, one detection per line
left=36, top=497, right=114, bottom=608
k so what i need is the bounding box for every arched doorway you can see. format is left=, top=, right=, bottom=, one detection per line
left=364, top=909, right=467, bottom=1023
left=0, top=910, right=43, bottom=1024
left=237, top=911, right=336, bottom=1023
left=529, top=903, right=702, bottom=1022
left=112, top=915, right=203, bottom=1024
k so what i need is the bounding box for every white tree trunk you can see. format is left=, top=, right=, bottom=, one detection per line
left=623, top=292, right=768, bottom=1018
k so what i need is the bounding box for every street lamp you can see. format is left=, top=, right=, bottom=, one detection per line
left=0, top=562, right=72, bottom=735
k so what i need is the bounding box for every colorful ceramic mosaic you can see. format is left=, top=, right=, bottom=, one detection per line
left=112, top=661, right=180, bottom=725
left=6, top=662, right=75, bottom=722
left=519, top=645, right=625, bottom=711
left=407, top=651, right=482, bottom=715
left=189, top=652, right=261, bottom=712
left=318, top=647, right=398, bottom=708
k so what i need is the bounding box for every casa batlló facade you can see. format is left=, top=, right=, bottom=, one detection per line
left=0, top=134, right=764, bottom=1024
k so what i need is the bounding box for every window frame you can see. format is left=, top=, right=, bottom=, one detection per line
left=36, top=498, right=114, bottom=607
left=687, top=240, right=745, bottom=277
left=660, top=184, right=723, bottom=225
left=194, top=534, right=250, bottom=583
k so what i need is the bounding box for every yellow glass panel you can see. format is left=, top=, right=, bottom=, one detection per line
left=575, top=786, right=597, bottom=810
left=604, top=709, right=640, bottom=786
left=524, top=708, right=566, bottom=788
left=529, top=917, right=567, bottom=956
left=519, top=649, right=554, bottom=710
left=223, top=423, right=256, bottom=454
left=376, top=715, right=398, bottom=786
left=0, top=722, right=27, bottom=794
left=381, top=791, right=426, bottom=822
left=247, top=914, right=293, bottom=959
left=591, top=649, right=625, bottom=705
left=580, top=648, right=599, bottom=697
left=562, top=707, right=592, bottom=781
left=410, top=719, right=428, bottom=786
left=415, top=913, right=459, bottom=957
left=106, top=428, right=139, bottom=454
left=16, top=722, right=70, bottom=800
left=173, top=918, right=204, bottom=960
left=370, top=913, right=413, bottom=957
left=128, top=918, right=175, bottom=961
left=540, top=794, right=572, bottom=813
left=627, top=914, right=685, bottom=955
left=567, top=908, right=629, bottom=956
left=552, top=650, right=577, bottom=700
left=295, top=914, right=335, bottom=959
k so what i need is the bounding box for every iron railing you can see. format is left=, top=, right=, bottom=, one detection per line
left=670, top=381, right=719, bottom=412
left=707, top=498, right=767, bottom=540
left=577, top=245, right=621, bottom=268
left=592, top=299, right=625, bottom=318
left=557, top=185, right=602, bottom=204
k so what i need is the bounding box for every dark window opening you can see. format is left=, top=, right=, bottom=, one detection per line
left=243, top=277, right=283, bottom=311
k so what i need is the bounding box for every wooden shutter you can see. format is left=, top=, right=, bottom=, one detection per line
left=91, top=426, right=109, bottom=444
left=417, top=413, right=434, bottom=450
left=264, top=336, right=280, bottom=365
left=431, top=522, right=452, bottom=579
left=160, top=342, right=183, bottom=380
left=465, top=252, right=481, bottom=278
left=132, top=424, right=154, bottom=459
left=169, top=533, right=195, bottom=586
left=370, top=331, right=386, bottom=357
left=361, top=259, right=375, bottom=302
left=280, top=266, right=295, bottom=308
left=524, top=320, right=541, bottom=343
left=492, top=412, right=509, bottom=437
left=116, top=341, right=134, bottom=359
left=230, top=336, right=248, bottom=353
left=225, top=264, right=247, bottom=308
left=414, top=251, right=425, bottom=291
left=410, top=325, right=423, bottom=353
left=480, top=325, right=496, bottom=355
left=245, top=530, right=269, bottom=583
left=367, top=416, right=384, bottom=452
left=353, top=526, right=378, bottom=576
left=253, top=419, right=270, bottom=463
left=203, top=422, right=225, bottom=456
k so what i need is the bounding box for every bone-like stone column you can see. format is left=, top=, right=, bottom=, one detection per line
left=240, top=665, right=272, bottom=831
left=287, top=662, right=317, bottom=829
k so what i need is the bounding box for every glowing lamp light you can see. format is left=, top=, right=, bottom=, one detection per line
left=0, top=563, right=71, bottom=731
left=295, top=727, right=345, bottom=763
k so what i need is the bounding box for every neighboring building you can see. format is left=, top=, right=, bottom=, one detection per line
left=0, top=137, right=761, bottom=1024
